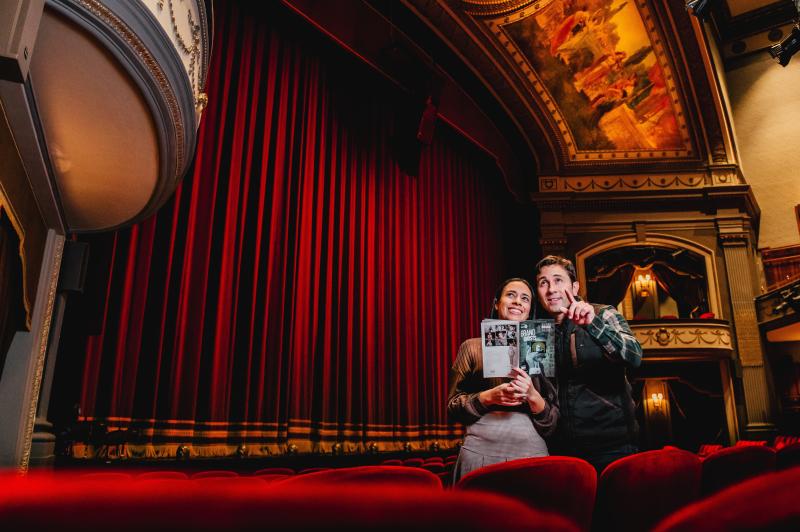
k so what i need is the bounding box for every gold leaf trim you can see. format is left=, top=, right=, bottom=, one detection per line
left=20, top=235, right=64, bottom=473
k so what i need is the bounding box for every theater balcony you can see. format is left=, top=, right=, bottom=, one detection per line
left=756, top=278, right=800, bottom=431
left=631, top=319, right=733, bottom=361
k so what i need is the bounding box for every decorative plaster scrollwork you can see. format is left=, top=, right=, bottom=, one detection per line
left=157, top=0, right=206, bottom=111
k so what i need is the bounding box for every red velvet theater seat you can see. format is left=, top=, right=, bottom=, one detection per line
left=697, top=444, right=724, bottom=457
left=296, top=467, right=331, bottom=475
left=701, top=445, right=776, bottom=496
left=421, top=462, right=445, bottom=474
left=455, top=456, right=597, bottom=532
left=79, top=472, right=134, bottom=481
left=402, top=458, right=425, bottom=467
left=252, top=473, right=291, bottom=483
left=594, top=448, right=702, bottom=532
left=190, top=470, right=239, bottom=479
left=136, top=471, right=189, bottom=481
left=0, top=474, right=579, bottom=531
left=654, top=467, right=800, bottom=532
left=734, top=439, right=768, bottom=447
left=773, top=435, right=800, bottom=450
left=776, top=442, right=800, bottom=471
left=279, top=465, right=443, bottom=489
left=252, top=467, right=294, bottom=476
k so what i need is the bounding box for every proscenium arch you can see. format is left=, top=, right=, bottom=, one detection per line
left=574, top=233, right=723, bottom=319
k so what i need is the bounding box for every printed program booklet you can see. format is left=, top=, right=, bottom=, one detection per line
left=481, top=319, right=555, bottom=378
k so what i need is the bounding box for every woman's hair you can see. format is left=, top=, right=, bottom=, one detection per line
left=489, top=277, right=534, bottom=319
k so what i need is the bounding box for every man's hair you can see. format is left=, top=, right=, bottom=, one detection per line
left=535, top=255, right=577, bottom=283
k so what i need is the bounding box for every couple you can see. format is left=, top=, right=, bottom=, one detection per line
left=448, top=255, right=643, bottom=481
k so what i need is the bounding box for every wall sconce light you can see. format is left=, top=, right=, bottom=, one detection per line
left=635, top=273, right=652, bottom=297
left=651, top=392, right=664, bottom=409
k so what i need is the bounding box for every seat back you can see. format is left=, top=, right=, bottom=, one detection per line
left=776, top=442, right=800, bottom=470
left=595, top=449, right=701, bottom=532
left=252, top=467, right=294, bottom=476
left=137, top=471, right=189, bottom=480
left=252, top=473, right=291, bottom=483
left=773, top=435, right=800, bottom=450
left=190, top=470, right=239, bottom=479
left=79, top=472, right=133, bottom=481
left=701, top=445, right=776, bottom=495
left=696, top=444, right=723, bottom=457
left=654, top=468, right=800, bottom=532
left=279, top=465, right=442, bottom=489
left=455, top=456, right=597, bottom=532
left=0, top=474, right=578, bottom=531
left=296, top=467, right=331, bottom=475
left=421, top=462, right=445, bottom=474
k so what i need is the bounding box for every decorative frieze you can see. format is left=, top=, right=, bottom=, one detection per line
left=631, top=322, right=732, bottom=351
left=539, top=173, right=707, bottom=194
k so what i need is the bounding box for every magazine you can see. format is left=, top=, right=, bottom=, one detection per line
left=518, top=320, right=556, bottom=378
left=481, top=319, right=555, bottom=378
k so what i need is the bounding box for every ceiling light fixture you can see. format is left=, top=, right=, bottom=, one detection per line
left=768, top=0, right=800, bottom=67
left=770, top=25, right=800, bottom=67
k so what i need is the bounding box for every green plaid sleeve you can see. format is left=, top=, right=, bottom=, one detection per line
left=585, top=305, right=643, bottom=367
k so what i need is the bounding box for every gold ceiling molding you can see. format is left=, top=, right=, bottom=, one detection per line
left=464, top=0, right=693, bottom=162
left=461, top=0, right=537, bottom=17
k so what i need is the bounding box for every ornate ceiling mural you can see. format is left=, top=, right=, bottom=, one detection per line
left=463, top=0, right=693, bottom=162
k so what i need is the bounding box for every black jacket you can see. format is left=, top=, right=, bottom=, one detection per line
left=551, top=304, right=643, bottom=453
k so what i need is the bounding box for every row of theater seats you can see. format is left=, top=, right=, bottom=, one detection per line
left=2, top=448, right=798, bottom=530
left=454, top=448, right=800, bottom=531
left=698, top=434, right=800, bottom=455
left=0, top=469, right=572, bottom=531
left=379, top=455, right=457, bottom=485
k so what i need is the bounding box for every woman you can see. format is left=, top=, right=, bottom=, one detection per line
left=447, top=278, right=559, bottom=483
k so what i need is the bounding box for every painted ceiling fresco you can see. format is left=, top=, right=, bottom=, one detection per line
left=467, top=0, right=694, bottom=161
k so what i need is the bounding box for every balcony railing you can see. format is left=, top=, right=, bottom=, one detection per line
left=630, top=319, right=732, bottom=352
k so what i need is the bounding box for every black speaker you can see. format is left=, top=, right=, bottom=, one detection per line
left=58, top=240, right=89, bottom=293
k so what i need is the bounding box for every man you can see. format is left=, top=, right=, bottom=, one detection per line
left=534, top=255, right=642, bottom=472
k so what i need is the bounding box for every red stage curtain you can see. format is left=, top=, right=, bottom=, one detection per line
left=69, top=2, right=530, bottom=458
